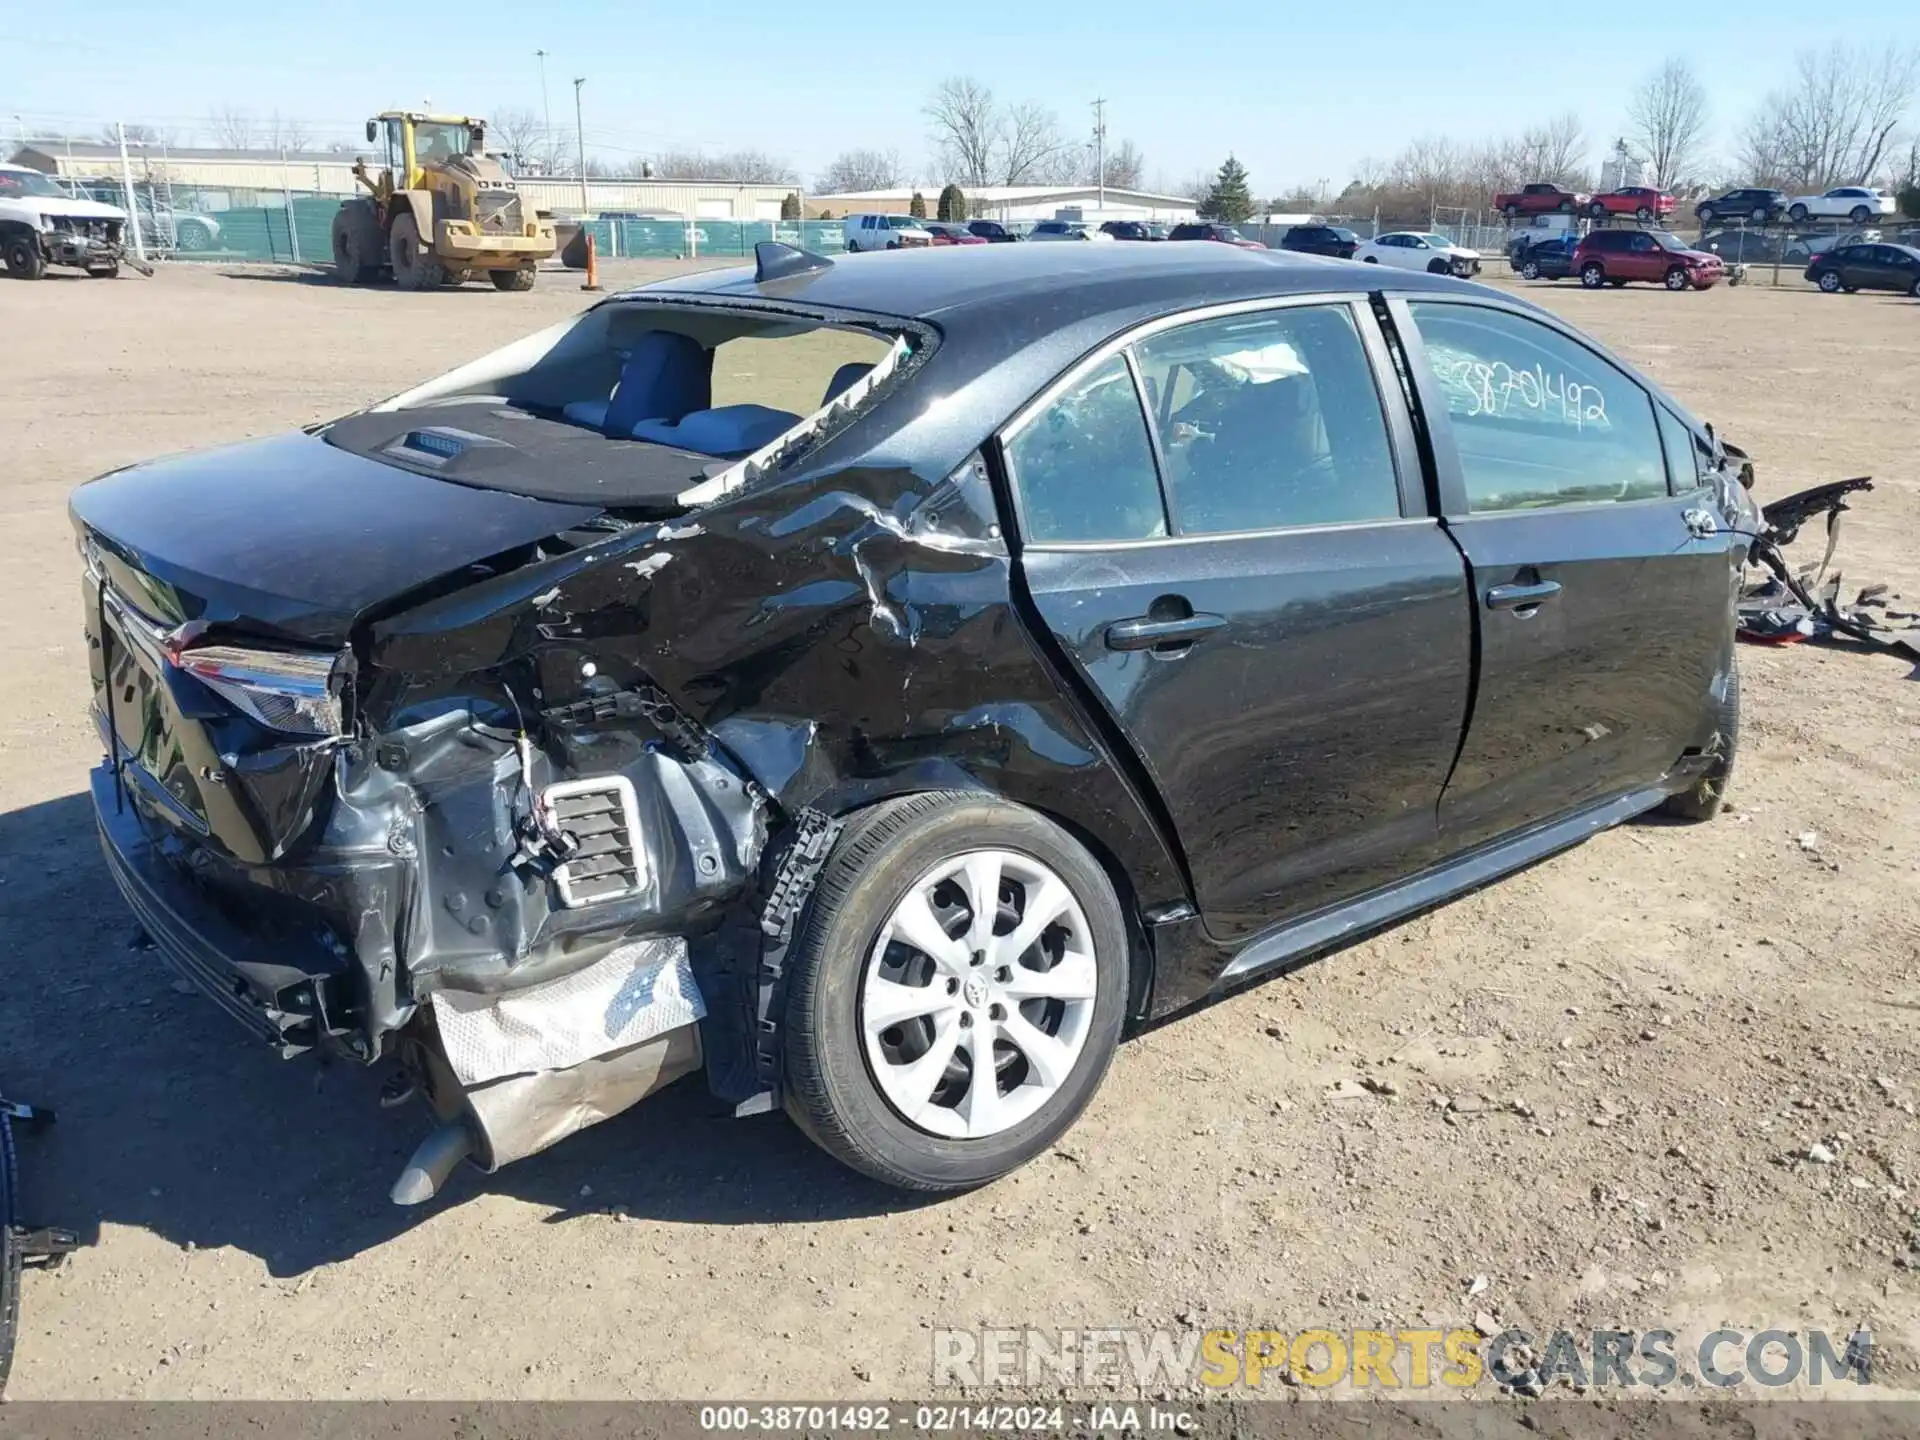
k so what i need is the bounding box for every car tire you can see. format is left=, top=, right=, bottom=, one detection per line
left=1788, top=204, right=1809, bottom=223
left=1522, top=260, right=1541, bottom=280
left=2, top=235, right=46, bottom=280
left=1849, top=205, right=1871, bottom=223
left=175, top=219, right=213, bottom=251
left=1559, top=199, right=1574, bottom=213
left=489, top=267, right=536, bottom=291
left=1503, top=205, right=1520, bottom=219
left=1580, top=263, right=1606, bottom=288
left=1636, top=206, right=1653, bottom=222
left=1817, top=271, right=1842, bottom=293
left=1426, top=258, right=1449, bottom=274
left=1909, top=277, right=1920, bottom=298
left=388, top=213, right=444, bottom=291
left=1362, top=255, right=1378, bottom=263
left=1754, top=208, right=1773, bottom=225
left=1664, top=266, right=1690, bottom=291
left=1696, top=206, right=1716, bottom=226
left=1661, top=660, right=1738, bottom=822
left=1589, top=202, right=1608, bottom=219
left=781, top=792, right=1129, bottom=1193
left=887, top=240, right=900, bottom=250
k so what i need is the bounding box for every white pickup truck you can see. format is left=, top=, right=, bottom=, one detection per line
left=0, top=163, right=134, bottom=278
left=1785, top=186, right=1897, bottom=224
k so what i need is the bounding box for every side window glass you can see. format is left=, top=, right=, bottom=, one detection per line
left=1656, top=407, right=1704, bottom=493
left=1131, top=304, right=1401, bottom=534
left=1005, top=354, right=1166, bottom=545
left=1408, top=302, right=1667, bottom=512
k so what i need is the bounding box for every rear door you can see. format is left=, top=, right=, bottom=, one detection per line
left=1004, top=296, right=1474, bottom=946
left=1390, top=295, right=1735, bottom=848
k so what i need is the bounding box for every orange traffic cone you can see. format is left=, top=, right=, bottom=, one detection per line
left=581, top=230, right=603, bottom=292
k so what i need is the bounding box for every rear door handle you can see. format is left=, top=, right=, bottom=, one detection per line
left=1104, top=614, right=1228, bottom=651
left=1485, top=580, right=1562, bottom=612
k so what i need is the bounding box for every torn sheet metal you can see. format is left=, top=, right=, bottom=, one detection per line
left=1738, top=477, right=1920, bottom=664
left=429, top=935, right=703, bottom=1085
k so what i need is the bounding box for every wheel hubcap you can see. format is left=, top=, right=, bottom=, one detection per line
left=861, top=848, right=1097, bottom=1140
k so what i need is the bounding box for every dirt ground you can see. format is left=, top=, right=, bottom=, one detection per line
left=2, top=258, right=1917, bottom=1403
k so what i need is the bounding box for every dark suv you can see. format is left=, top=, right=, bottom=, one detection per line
left=1098, top=220, right=1156, bottom=241
left=1694, top=189, right=1788, bottom=227
left=1167, top=221, right=1264, bottom=249
left=1279, top=224, right=1359, bottom=259
left=964, top=219, right=1017, bottom=243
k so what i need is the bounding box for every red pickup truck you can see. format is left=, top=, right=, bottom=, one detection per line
left=1494, top=182, right=1587, bottom=217
left=1587, top=186, right=1677, bottom=221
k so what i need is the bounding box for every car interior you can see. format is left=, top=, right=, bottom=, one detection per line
left=325, top=304, right=900, bottom=507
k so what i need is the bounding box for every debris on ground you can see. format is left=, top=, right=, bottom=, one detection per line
left=1738, top=477, right=1920, bottom=663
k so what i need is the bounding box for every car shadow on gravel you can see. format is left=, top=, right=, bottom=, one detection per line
left=0, top=790, right=930, bottom=1280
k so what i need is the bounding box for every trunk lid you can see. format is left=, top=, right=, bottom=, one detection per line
left=74, top=432, right=603, bottom=862
left=71, top=431, right=604, bottom=644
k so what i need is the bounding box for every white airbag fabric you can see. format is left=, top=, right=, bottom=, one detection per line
left=430, top=936, right=704, bottom=1085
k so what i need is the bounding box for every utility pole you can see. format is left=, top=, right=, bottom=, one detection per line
left=116, top=122, right=147, bottom=265
left=535, top=50, right=552, bottom=170
left=573, top=76, right=588, bottom=211
left=1091, top=97, right=1107, bottom=210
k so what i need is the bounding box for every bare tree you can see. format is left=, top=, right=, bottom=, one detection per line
left=925, top=76, right=1001, bottom=187
left=208, top=107, right=254, bottom=149
left=1094, top=138, right=1145, bottom=189
left=262, top=112, right=313, bottom=152
left=1516, top=112, right=1588, bottom=186
left=1392, top=134, right=1464, bottom=217
left=101, top=123, right=174, bottom=147
left=1742, top=42, right=1920, bottom=188
left=817, top=147, right=907, bottom=193
left=1626, top=58, right=1710, bottom=189
left=1002, top=101, right=1073, bottom=184
left=650, top=148, right=797, bottom=183
left=488, top=107, right=545, bottom=168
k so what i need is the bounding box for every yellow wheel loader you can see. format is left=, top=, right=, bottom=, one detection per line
left=333, top=113, right=557, bottom=291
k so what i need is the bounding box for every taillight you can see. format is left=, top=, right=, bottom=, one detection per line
left=171, top=644, right=345, bottom=738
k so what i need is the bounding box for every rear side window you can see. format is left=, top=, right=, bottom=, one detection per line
left=1006, top=354, right=1166, bottom=544
left=1656, top=407, right=1704, bottom=493
left=1131, top=305, right=1401, bottom=533
left=1408, top=302, right=1666, bottom=512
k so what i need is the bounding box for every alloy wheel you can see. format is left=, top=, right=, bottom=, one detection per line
left=860, top=849, right=1097, bottom=1140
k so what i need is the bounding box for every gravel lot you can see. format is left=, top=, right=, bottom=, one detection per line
left=2, top=260, right=1917, bottom=1401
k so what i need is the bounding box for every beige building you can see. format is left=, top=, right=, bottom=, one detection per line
left=8, top=140, right=799, bottom=220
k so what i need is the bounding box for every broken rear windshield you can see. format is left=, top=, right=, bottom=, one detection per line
left=324, top=301, right=917, bottom=510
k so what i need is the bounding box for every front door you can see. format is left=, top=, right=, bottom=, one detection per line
left=1004, top=298, right=1474, bottom=945
left=1391, top=296, right=1735, bottom=849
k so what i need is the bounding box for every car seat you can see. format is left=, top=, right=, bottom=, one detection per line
left=628, top=404, right=802, bottom=458
left=562, top=331, right=711, bottom=435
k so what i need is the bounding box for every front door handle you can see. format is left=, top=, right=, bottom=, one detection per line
left=1105, top=613, right=1227, bottom=651
left=1485, top=580, right=1562, bottom=612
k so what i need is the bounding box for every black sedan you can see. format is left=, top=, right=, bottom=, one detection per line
left=1805, top=241, right=1920, bottom=296
left=72, top=240, right=1755, bottom=1201
left=1279, top=223, right=1359, bottom=259
left=1514, top=234, right=1578, bottom=280
left=964, top=218, right=1017, bottom=242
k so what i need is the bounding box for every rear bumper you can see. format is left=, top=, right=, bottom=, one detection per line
left=91, top=764, right=350, bottom=1056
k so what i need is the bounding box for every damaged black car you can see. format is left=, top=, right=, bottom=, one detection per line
left=74, top=240, right=1757, bottom=1202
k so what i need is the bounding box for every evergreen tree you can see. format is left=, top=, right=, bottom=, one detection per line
left=1198, top=156, right=1255, bottom=224
left=909, top=190, right=929, bottom=219
left=937, top=183, right=969, bottom=222
left=780, top=191, right=801, bottom=220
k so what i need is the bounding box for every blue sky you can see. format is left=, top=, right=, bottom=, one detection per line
left=4, top=2, right=1905, bottom=190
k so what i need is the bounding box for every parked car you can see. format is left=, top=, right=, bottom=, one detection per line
left=842, top=213, right=934, bottom=251
left=965, top=219, right=1018, bottom=243
left=1279, top=223, right=1359, bottom=259
left=0, top=163, right=129, bottom=278
left=1783, top=229, right=1882, bottom=264
left=1699, top=228, right=1791, bottom=264
left=1587, top=187, right=1676, bottom=222
left=1355, top=231, right=1483, bottom=277
left=73, top=238, right=1754, bottom=1200
left=65, top=178, right=222, bottom=252
left=921, top=221, right=988, bottom=247
left=1514, top=234, right=1578, bottom=280
left=1166, top=221, right=1263, bottom=249
left=1097, top=220, right=1157, bottom=241
left=1573, top=229, right=1725, bottom=290
left=1026, top=220, right=1113, bottom=243
left=1493, top=183, right=1587, bottom=217
left=1805, top=242, right=1920, bottom=296
left=1143, top=222, right=1172, bottom=240
left=1693, top=188, right=1788, bottom=227
left=1786, top=187, right=1896, bottom=224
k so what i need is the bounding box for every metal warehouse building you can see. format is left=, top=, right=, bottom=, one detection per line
left=811, top=185, right=1199, bottom=223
